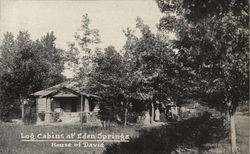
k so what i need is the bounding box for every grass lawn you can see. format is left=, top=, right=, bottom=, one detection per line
left=175, top=114, right=249, bottom=154
left=203, top=114, right=249, bottom=154
left=0, top=114, right=248, bottom=154
left=102, top=113, right=249, bottom=154
left=0, top=124, right=140, bottom=154
left=235, top=115, right=249, bottom=154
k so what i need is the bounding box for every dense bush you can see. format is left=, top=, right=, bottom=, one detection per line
left=0, top=98, right=21, bottom=122
left=23, top=104, right=36, bottom=125
left=51, top=112, right=60, bottom=122
left=103, top=113, right=227, bottom=154
left=237, top=101, right=249, bottom=116
left=38, top=112, right=45, bottom=121
left=127, top=112, right=142, bottom=123
left=98, top=101, right=120, bottom=122
left=81, top=113, right=87, bottom=123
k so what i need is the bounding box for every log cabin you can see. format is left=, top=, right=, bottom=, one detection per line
left=31, top=81, right=101, bottom=125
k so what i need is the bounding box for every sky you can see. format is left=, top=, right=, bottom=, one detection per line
left=1, top=0, right=164, bottom=50
left=0, top=0, right=164, bottom=77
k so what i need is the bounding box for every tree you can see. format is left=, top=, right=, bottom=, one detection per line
left=87, top=46, right=131, bottom=127
left=65, top=13, right=101, bottom=82
left=156, top=0, right=249, bottom=153
left=123, top=17, right=184, bottom=123
left=66, top=14, right=136, bottom=127
left=0, top=31, right=66, bottom=121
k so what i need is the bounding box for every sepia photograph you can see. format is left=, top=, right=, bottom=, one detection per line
left=0, top=0, right=249, bottom=154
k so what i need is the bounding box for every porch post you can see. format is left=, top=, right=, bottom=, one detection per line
left=80, top=95, right=83, bottom=123
left=45, top=98, right=52, bottom=122
left=47, top=98, right=52, bottom=112
left=84, top=97, right=90, bottom=123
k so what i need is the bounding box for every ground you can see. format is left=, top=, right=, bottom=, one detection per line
left=0, top=113, right=249, bottom=154
left=0, top=124, right=140, bottom=154
left=203, top=114, right=249, bottom=154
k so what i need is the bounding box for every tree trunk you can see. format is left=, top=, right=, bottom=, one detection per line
left=102, top=121, right=106, bottom=128
left=80, top=95, right=83, bottom=123
left=230, top=113, right=237, bottom=154
left=107, top=119, right=111, bottom=128
left=225, top=111, right=230, bottom=130
left=150, top=102, right=154, bottom=124
left=124, top=106, right=127, bottom=128
left=20, top=99, right=24, bottom=123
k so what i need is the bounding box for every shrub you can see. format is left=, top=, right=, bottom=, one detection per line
left=23, top=104, right=36, bottom=125
left=237, top=101, right=249, bottom=115
left=38, top=112, right=45, bottom=121
left=0, top=98, right=21, bottom=122
left=127, top=112, right=142, bottom=123
left=98, top=101, right=120, bottom=122
left=81, top=113, right=87, bottom=123
left=51, top=112, right=60, bottom=122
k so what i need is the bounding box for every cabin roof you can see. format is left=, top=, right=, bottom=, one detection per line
left=31, top=80, right=99, bottom=98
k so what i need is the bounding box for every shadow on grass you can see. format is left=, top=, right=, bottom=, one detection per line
left=103, top=113, right=228, bottom=154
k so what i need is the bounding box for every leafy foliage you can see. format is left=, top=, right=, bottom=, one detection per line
left=0, top=31, right=65, bottom=121
left=23, top=103, right=36, bottom=125
left=155, top=1, right=248, bottom=152
left=156, top=0, right=249, bottom=114
left=87, top=46, right=127, bottom=122
left=65, top=14, right=101, bottom=80
left=122, top=17, right=189, bottom=114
